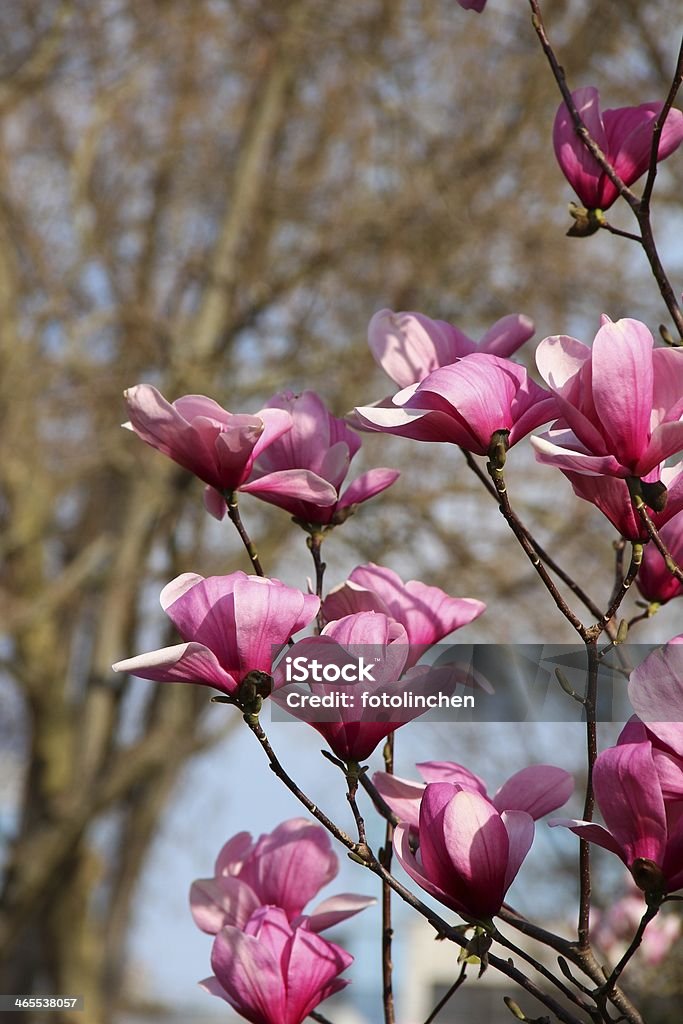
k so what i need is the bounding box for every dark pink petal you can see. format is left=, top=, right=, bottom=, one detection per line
left=284, top=928, right=353, bottom=1024
left=493, top=765, right=574, bottom=819
left=210, top=924, right=285, bottom=1024
left=203, top=485, right=227, bottom=520
left=238, top=819, right=338, bottom=919
left=251, top=407, right=294, bottom=460
left=417, top=783, right=463, bottom=895
left=336, top=468, right=400, bottom=511
left=604, top=103, right=683, bottom=207
left=305, top=893, right=376, bottom=933
left=161, top=574, right=242, bottom=671
left=457, top=0, right=487, bottom=11
left=553, top=87, right=608, bottom=208
left=593, top=742, right=667, bottom=865
left=651, top=347, right=683, bottom=427
left=501, top=810, right=535, bottom=890
left=440, top=789, right=508, bottom=917
left=111, top=641, right=238, bottom=694
left=212, top=415, right=270, bottom=488
left=233, top=577, right=320, bottom=674
left=393, top=823, right=462, bottom=912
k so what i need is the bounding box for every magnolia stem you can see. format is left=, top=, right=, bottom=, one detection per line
left=486, top=462, right=587, bottom=638
left=226, top=491, right=265, bottom=575
left=528, top=0, right=683, bottom=339
left=380, top=736, right=396, bottom=1024
left=578, top=637, right=599, bottom=949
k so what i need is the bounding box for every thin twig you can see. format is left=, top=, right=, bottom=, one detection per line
left=380, top=736, right=396, bottom=1024
left=596, top=904, right=660, bottom=1013
left=487, top=462, right=587, bottom=638
left=226, top=491, right=265, bottom=575
left=641, top=34, right=683, bottom=208
left=422, top=963, right=467, bottom=1024
left=461, top=448, right=608, bottom=628
left=308, top=531, right=326, bottom=632
left=578, top=637, right=599, bottom=949
left=633, top=500, right=683, bottom=582
left=599, top=222, right=642, bottom=243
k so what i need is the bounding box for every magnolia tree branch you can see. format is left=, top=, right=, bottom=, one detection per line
left=529, top=0, right=683, bottom=339
left=226, top=492, right=265, bottom=575
left=380, top=736, right=396, bottom=1024
left=461, top=448, right=611, bottom=631
left=632, top=499, right=683, bottom=583
left=242, top=709, right=644, bottom=1024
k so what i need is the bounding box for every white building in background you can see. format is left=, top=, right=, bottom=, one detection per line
left=400, top=916, right=588, bottom=1024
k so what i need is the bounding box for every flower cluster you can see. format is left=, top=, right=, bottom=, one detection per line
left=192, top=820, right=373, bottom=1024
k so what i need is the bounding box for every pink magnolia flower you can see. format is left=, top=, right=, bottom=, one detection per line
left=554, top=87, right=683, bottom=210
left=201, top=906, right=352, bottom=1024
left=550, top=740, right=683, bottom=896
left=628, top=638, right=683, bottom=760
left=246, top=390, right=399, bottom=527
left=394, top=782, right=534, bottom=920
left=373, top=760, right=573, bottom=831
left=368, top=308, right=534, bottom=389
left=532, top=318, right=683, bottom=481
left=123, top=384, right=337, bottom=521
left=593, top=885, right=681, bottom=967
left=457, top=0, right=486, bottom=10
left=356, top=353, right=558, bottom=457
left=112, top=571, right=319, bottom=698
left=275, top=611, right=413, bottom=762
left=562, top=461, right=683, bottom=541
left=190, top=820, right=374, bottom=936
left=321, top=562, right=485, bottom=667
left=638, top=511, right=683, bottom=603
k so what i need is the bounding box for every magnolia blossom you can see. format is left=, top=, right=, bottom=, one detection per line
left=356, top=353, right=557, bottom=456
left=628, top=638, right=683, bottom=759
left=201, top=906, right=352, bottom=1024
left=373, top=760, right=573, bottom=830
left=593, top=884, right=681, bottom=967
left=550, top=740, right=683, bottom=896
left=532, top=317, right=683, bottom=481
left=394, top=782, right=534, bottom=919
left=123, top=384, right=336, bottom=520
left=321, top=562, right=485, bottom=666
left=112, top=571, right=319, bottom=698
left=246, top=390, right=399, bottom=526
left=190, top=820, right=374, bottom=936
left=554, top=87, right=683, bottom=210
left=457, top=0, right=487, bottom=10
left=563, top=461, right=683, bottom=541
left=638, top=512, right=683, bottom=603
left=368, top=308, right=534, bottom=389
left=275, top=611, right=413, bottom=762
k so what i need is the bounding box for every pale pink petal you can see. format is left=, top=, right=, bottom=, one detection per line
left=190, top=876, right=260, bottom=933
left=112, top=642, right=238, bottom=694
left=321, top=581, right=390, bottom=624
left=548, top=818, right=625, bottom=860
left=241, top=469, right=338, bottom=508
left=371, top=772, right=426, bottom=829
left=591, top=319, right=653, bottom=466
left=203, top=485, right=227, bottom=519
left=305, top=893, right=376, bottom=933
left=629, top=643, right=683, bottom=756
left=479, top=314, right=534, bottom=358
left=368, top=308, right=473, bottom=388
left=416, top=761, right=487, bottom=794
left=233, top=577, right=319, bottom=673
left=336, top=468, right=400, bottom=510
left=285, top=928, right=353, bottom=1024
left=215, top=832, right=254, bottom=875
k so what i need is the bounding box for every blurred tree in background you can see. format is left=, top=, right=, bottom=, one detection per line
left=1, top=1, right=682, bottom=1021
